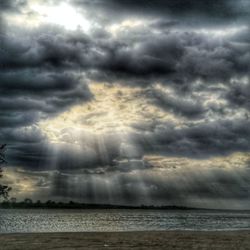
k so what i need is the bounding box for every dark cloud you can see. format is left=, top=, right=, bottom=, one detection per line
left=87, top=30, right=250, bottom=86
left=131, top=118, right=250, bottom=158
left=5, top=116, right=250, bottom=174
left=73, top=0, right=250, bottom=24
left=1, top=22, right=249, bottom=89
left=145, top=87, right=206, bottom=119
left=226, top=80, right=250, bottom=111
left=48, top=159, right=250, bottom=206
left=0, top=0, right=250, bottom=207
left=0, top=27, right=91, bottom=70
left=0, top=70, right=92, bottom=128
left=0, top=0, right=27, bottom=12
left=4, top=129, right=144, bottom=173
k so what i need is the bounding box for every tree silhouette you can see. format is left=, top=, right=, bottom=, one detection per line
left=0, top=144, right=11, bottom=199
left=24, top=198, right=33, bottom=204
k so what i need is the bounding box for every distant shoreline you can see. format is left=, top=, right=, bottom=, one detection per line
left=0, top=201, right=204, bottom=210
left=1, top=231, right=250, bottom=250
left=1, top=202, right=249, bottom=212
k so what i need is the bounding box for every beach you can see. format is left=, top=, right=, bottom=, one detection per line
left=1, top=231, right=250, bottom=250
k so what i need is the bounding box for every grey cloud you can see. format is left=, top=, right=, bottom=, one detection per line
left=130, top=118, right=250, bottom=158
left=0, top=0, right=27, bottom=12
left=1, top=0, right=250, bottom=207
left=84, top=30, right=250, bottom=90
left=48, top=161, right=250, bottom=207
left=2, top=22, right=249, bottom=89
left=145, top=87, right=206, bottom=119
left=0, top=70, right=92, bottom=128
left=226, top=79, right=250, bottom=111
left=73, top=0, right=250, bottom=25
left=232, top=27, right=250, bottom=43
left=7, top=116, right=250, bottom=174
left=0, top=26, right=92, bottom=132
left=1, top=22, right=249, bottom=171
left=0, top=27, right=91, bottom=69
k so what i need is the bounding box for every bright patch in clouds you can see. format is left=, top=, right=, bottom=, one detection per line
left=195, top=26, right=248, bottom=37
left=5, top=2, right=90, bottom=31
left=1, top=0, right=250, bottom=208
left=31, top=3, right=90, bottom=30
left=39, top=83, right=178, bottom=144
left=108, top=19, right=145, bottom=36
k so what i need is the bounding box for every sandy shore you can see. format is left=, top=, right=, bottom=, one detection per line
left=0, top=231, right=249, bottom=250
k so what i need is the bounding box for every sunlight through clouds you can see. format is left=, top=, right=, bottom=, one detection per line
left=4, top=1, right=90, bottom=31
left=1, top=0, right=250, bottom=208
left=31, top=2, right=90, bottom=31
left=39, top=83, right=179, bottom=143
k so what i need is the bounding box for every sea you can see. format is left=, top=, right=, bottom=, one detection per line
left=0, top=209, right=250, bottom=233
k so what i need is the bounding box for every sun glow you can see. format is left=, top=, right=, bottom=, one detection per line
left=31, top=3, right=90, bottom=30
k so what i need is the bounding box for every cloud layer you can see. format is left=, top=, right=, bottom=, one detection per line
left=0, top=0, right=250, bottom=208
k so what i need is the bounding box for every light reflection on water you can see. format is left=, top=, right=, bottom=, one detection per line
left=0, top=209, right=250, bottom=233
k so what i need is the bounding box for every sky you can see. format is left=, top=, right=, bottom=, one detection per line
left=0, top=0, right=250, bottom=209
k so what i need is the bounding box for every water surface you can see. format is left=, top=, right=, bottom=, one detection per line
left=0, top=209, right=250, bottom=233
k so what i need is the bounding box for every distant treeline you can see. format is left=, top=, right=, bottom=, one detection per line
left=0, top=199, right=193, bottom=210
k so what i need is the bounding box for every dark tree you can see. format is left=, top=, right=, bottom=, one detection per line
left=24, top=198, right=33, bottom=204
left=0, top=144, right=11, bottom=199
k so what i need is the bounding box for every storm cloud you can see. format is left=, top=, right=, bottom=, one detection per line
left=0, top=0, right=250, bottom=208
